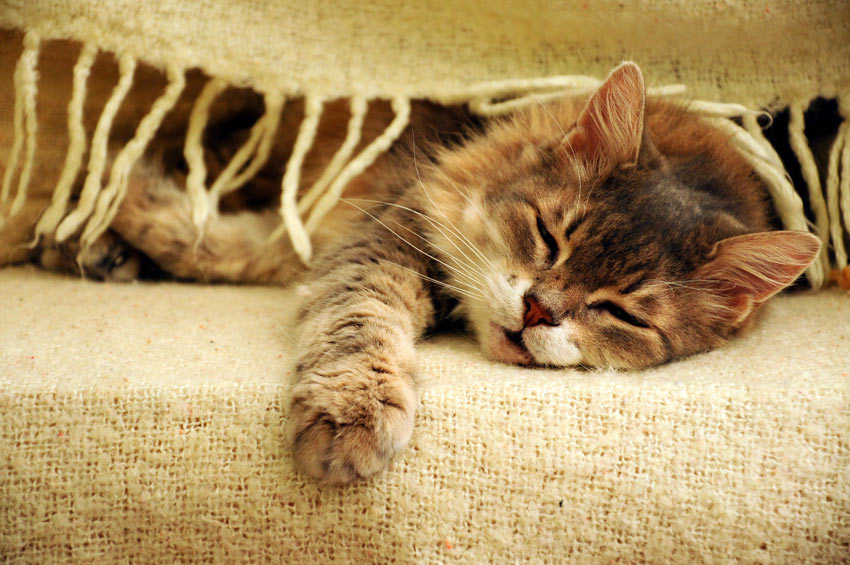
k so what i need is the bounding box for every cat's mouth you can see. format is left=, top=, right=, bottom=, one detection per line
left=486, top=322, right=533, bottom=365
left=504, top=328, right=526, bottom=351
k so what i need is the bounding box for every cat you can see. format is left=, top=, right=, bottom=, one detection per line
left=18, top=62, right=820, bottom=484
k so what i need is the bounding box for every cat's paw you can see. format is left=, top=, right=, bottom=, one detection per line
left=286, top=366, right=416, bottom=485
left=39, top=231, right=141, bottom=281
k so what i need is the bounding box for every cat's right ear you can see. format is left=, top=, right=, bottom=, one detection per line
left=561, top=62, right=647, bottom=171
left=695, top=230, right=821, bottom=324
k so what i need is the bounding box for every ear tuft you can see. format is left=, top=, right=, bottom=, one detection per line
left=562, top=61, right=646, bottom=168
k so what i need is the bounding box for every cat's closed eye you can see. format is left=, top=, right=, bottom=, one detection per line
left=588, top=300, right=651, bottom=328
left=535, top=216, right=558, bottom=264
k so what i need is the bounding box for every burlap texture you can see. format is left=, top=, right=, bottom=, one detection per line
left=2, top=0, right=849, bottom=107
left=1, top=267, right=849, bottom=563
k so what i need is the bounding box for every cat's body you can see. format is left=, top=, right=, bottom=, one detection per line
left=16, top=63, right=820, bottom=484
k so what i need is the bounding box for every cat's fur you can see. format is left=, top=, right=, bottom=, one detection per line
left=18, top=63, right=820, bottom=484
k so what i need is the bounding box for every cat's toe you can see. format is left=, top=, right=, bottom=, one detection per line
left=78, top=231, right=142, bottom=281
left=37, top=231, right=140, bottom=281
left=286, top=369, right=416, bottom=485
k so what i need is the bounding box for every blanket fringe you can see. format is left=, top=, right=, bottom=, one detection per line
left=207, top=90, right=285, bottom=211
left=304, top=96, right=410, bottom=236
left=788, top=100, right=832, bottom=284
left=268, top=94, right=324, bottom=262
left=839, top=96, right=850, bottom=274
left=1, top=32, right=846, bottom=289
left=80, top=65, right=186, bottom=249
left=825, top=100, right=848, bottom=270
left=183, top=77, right=228, bottom=234
left=0, top=30, right=39, bottom=226
left=55, top=53, right=136, bottom=243
left=32, top=42, right=98, bottom=243
left=298, top=96, right=368, bottom=215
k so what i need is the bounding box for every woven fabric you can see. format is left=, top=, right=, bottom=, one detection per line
left=1, top=267, right=849, bottom=563
left=2, top=0, right=849, bottom=106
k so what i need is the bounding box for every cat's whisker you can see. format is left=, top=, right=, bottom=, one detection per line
left=342, top=273, right=486, bottom=304
left=420, top=168, right=500, bottom=273
left=341, top=200, right=489, bottom=293
left=373, top=212, right=489, bottom=288
left=344, top=197, right=490, bottom=282
left=410, top=140, right=500, bottom=273
left=422, top=184, right=497, bottom=271
left=373, top=258, right=487, bottom=303
left=641, top=278, right=720, bottom=292
left=531, top=92, right=567, bottom=139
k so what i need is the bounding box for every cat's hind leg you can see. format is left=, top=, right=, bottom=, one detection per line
left=109, top=161, right=303, bottom=284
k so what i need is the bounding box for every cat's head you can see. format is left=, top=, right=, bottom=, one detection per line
left=421, top=62, right=820, bottom=369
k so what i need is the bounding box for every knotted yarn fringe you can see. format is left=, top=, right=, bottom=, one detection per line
left=55, top=53, right=137, bottom=243
left=297, top=96, right=368, bottom=215
left=825, top=102, right=848, bottom=270
left=304, top=96, right=411, bottom=235
left=80, top=64, right=186, bottom=249
left=840, top=98, right=850, bottom=265
left=788, top=100, right=832, bottom=284
left=737, top=112, right=828, bottom=289
left=269, top=94, right=325, bottom=263
left=207, top=90, right=285, bottom=212
left=0, top=30, right=40, bottom=227
left=183, top=77, right=228, bottom=233
left=32, top=42, right=98, bottom=243
left=1, top=29, right=845, bottom=289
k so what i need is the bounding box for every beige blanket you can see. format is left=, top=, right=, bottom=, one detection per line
left=1, top=266, right=849, bottom=562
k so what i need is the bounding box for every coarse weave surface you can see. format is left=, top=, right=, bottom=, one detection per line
left=2, top=0, right=849, bottom=106
left=1, top=266, right=849, bottom=563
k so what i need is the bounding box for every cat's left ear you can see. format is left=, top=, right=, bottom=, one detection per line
left=696, top=231, right=822, bottom=323
left=562, top=61, right=657, bottom=170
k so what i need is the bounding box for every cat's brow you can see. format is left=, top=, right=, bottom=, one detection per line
left=620, top=279, right=646, bottom=295
left=564, top=215, right=586, bottom=240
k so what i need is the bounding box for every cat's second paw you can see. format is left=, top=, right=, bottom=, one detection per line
left=38, top=231, right=141, bottom=281
left=286, top=365, right=416, bottom=485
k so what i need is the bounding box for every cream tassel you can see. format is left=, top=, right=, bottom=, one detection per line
left=183, top=77, right=228, bottom=231
left=305, top=96, right=411, bottom=236
left=80, top=65, right=186, bottom=248
left=839, top=96, right=850, bottom=265
left=56, top=53, right=137, bottom=243
left=207, top=90, right=285, bottom=213
left=1, top=31, right=40, bottom=224
left=269, top=95, right=324, bottom=263
left=788, top=100, right=831, bottom=282
left=741, top=113, right=787, bottom=172
left=298, top=96, right=368, bottom=215
left=33, top=43, right=98, bottom=242
left=825, top=116, right=848, bottom=269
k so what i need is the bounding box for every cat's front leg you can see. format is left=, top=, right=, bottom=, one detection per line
left=286, top=237, right=435, bottom=484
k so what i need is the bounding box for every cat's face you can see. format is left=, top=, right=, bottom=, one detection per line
left=422, top=63, right=819, bottom=369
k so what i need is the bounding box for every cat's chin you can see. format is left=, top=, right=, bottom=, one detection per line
left=521, top=323, right=584, bottom=367
left=484, top=322, right=534, bottom=366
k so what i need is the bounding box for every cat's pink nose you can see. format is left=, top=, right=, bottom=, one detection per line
left=523, top=295, right=554, bottom=327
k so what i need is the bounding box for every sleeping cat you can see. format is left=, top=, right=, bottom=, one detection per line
left=26, top=63, right=820, bottom=484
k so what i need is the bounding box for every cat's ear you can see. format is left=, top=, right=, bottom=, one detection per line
left=696, top=231, right=821, bottom=323
left=562, top=61, right=650, bottom=169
